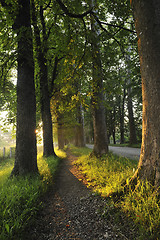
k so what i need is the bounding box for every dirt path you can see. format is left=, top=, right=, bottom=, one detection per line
left=25, top=154, right=132, bottom=240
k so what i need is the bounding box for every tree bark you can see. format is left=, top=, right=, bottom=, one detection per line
left=112, top=106, right=116, bottom=144
left=31, top=1, right=55, bottom=157
left=75, top=105, right=85, bottom=147
left=119, top=88, right=126, bottom=144
left=90, top=0, right=108, bottom=155
left=40, top=66, right=55, bottom=157
left=131, top=0, right=160, bottom=187
left=11, top=0, right=38, bottom=175
left=127, top=91, right=137, bottom=145
left=125, top=49, right=137, bottom=145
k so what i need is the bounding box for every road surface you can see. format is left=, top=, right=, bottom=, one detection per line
left=86, top=144, right=141, bottom=160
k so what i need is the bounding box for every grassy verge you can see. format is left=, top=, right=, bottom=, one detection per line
left=0, top=148, right=65, bottom=240
left=109, top=143, right=141, bottom=148
left=70, top=145, right=160, bottom=239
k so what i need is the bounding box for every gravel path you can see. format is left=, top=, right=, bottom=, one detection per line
left=25, top=153, right=132, bottom=240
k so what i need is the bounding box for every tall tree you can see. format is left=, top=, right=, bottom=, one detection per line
left=130, top=0, right=160, bottom=187
left=125, top=48, right=137, bottom=144
left=31, top=0, right=56, bottom=157
left=75, top=104, right=85, bottom=147
left=90, top=0, right=108, bottom=155
left=13, top=0, right=38, bottom=175
left=0, top=0, right=38, bottom=175
left=118, top=87, right=126, bottom=144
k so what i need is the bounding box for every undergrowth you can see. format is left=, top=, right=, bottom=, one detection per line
left=74, top=151, right=137, bottom=196
left=70, top=145, right=160, bottom=239
left=122, top=181, right=160, bottom=239
left=0, top=148, right=65, bottom=240
left=66, top=144, right=92, bottom=156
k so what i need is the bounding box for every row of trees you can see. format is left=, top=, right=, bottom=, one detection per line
left=0, top=0, right=160, bottom=188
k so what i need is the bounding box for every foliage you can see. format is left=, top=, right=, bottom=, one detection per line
left=0, top=0, right=142, bottom=145
left=74, top=149, right=137, bottom=196
left=0, top=148, right=65, bottom=240
left=0, top=3, right=17, bottom=124
left=122, top=181, right=160, bottom=237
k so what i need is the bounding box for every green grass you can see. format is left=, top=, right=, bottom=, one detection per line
left=122, top=181, right=160, bottom=239
left=73, top=148, right=137, bottom=196
left=0, top=148, right=65, bottom=240
left=70, top=145, right=160, bottom=239
left=66, top=144, right=92, bottom=156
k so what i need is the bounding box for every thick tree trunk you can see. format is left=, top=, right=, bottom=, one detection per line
left=131, top=0, right=160, bottom=187
left=90, top=0, right=108, bottom=155
left=92, top=102, right=108, bottom=155
left=11, top=0, right=38, bottom=175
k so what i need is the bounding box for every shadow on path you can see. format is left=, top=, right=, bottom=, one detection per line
left=24, top=154, right=130, bottom=240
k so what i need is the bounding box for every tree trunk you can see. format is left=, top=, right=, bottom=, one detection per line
left=112, top=106, right=116, bottom=144
left=90, top=0, right=108, bottom=155
left=92, top=103, right=108, bottom=155
left=127, top=92, right=137, bottom=145
left=112, top=130, right=116, bottom=145
left=75, top=105, right=85, bottom=147
left=11, top=0, right=38, bottom=175
left=31, top=1, right=55, bottom=157
left=131, top=0, right=160, bottom=187
left=126, top=50, right=137, bottom=145
left=119, top=88, right=126, bottom=144
left=57, top=115, right=65, bottom=149
left=40, top=68, right=55, bottom=157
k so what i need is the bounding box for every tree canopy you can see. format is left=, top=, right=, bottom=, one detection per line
left=0, top=0, right=144, bottom=178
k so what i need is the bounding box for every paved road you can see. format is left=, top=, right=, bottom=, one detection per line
left=86, top=144, right=141, bottom=160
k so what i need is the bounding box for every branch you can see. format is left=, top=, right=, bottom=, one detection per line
left=40, top=5, right=48, bottom=43
left=47, top=14, right=57, bottom=39
left=31, top=0, right=42, bottom=49
left=92, top=12, right=125, bottom=56
left=100, top=21, right=136, bottom=34
left=43, top=0, right=52, bottom=10
left=72, top=18, right=87, bottom=76
left=50, top=56, right=64, bottom=98
left=56, top=0, right=92, bottom=18
left=50, top=56, right=59, bottom=96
